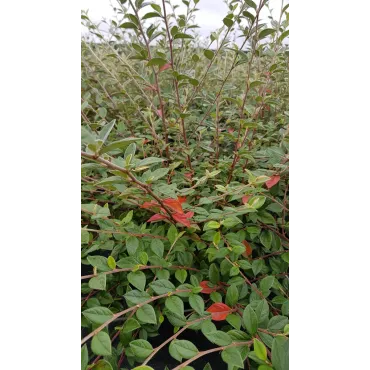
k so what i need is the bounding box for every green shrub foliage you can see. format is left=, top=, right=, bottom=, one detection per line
left=81, top=0, right=289, bottom=369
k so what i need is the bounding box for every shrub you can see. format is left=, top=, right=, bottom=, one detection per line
left=81, top=0, right=289, bottom=369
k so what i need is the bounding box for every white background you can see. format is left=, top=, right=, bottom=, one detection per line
left=0, top=0, right=369, bottom=369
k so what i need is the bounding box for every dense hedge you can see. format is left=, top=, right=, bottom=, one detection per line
left=81, top=0, right=289, bottom=369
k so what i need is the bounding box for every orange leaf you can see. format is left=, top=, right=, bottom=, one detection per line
left=242, top=240, right=253, bottom=257
left=265, top=175, right=280, bottom=189
left=200, top=281, right=218, bottom=294
left=163, top=198, right=184, bottom=214
left=177, top=196, right=187, bottom=204
left=159, top=63, right=171, bottom=72
left=206, top=303, right=232, bottom=321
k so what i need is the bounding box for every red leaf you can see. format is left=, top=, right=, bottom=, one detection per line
left=242, top=195, right=251, bottom=205
left=184, top=173, right=193, bottom=179
left=159, top=63, right=171, bottom=72
left=227, top=128, right=234, bottom=134
left=157, top=109, right=163, bottom=118
left=184, top=211, right=194, bottom=218
left=206, top=303, right=232, bottom=321
left=242, top=240, right=253, bottom=257
left=172, top=212, right=191, bottom=227
left=163, top=198, right=184, bottom=214
left=265, top=175, right=280, bottom=189
left=147, top=214, right=168, bottom=223
left=200, top=281, right=218, bottom=294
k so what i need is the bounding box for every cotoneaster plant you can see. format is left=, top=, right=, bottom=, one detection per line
left=81, top=0, right=289, bottom=369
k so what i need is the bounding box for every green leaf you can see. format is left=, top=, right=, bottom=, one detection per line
left=87, top=256, right=110, bottom=272
left=204, top=49, right=214, bottom=60
left=254, top=299, right=269, bottom=323
left=260, top=230, right=273, bottom=249
left=243, top=305, right=258, bottom=334
left=130, top=339, right=153, bottom=358
left=221, top=217, right=242, bottom=229
left=147, top=58, right=168, bottom=68
left=254, top=338, right=267, bottom=361
left=238, top=260, right=252, bottom=270
left=142, top=12, right=162, bottom=19
left=81, top=344, right=88, bottom=370
left=150, top=3, right=161, bottom=12
left=169, top=340, right=198, bottom=361
left=137, top=156, right=165, bottom=167
left=126, top=236, right=140, bottom=255
left=139, top=252, right=148, bottom=265
left=204, top=221, right=220, bottom=230
left=151, top=239, right=164, bottom=257
left=119, top=22, right=137, bottom=29
left=210, top=291, right=222, bottom=303
left=88, top=274, right=106, bottom=291
left=167, top=224, right=178, bottom=244
left=226, top=284, right=239, bottom=307
left=226, top=314, right=241, bottom=330
left=92, top=360, right=113, bottom=370
left=248, top=196, right=266, bottom=209
left=128, top=271, right=146, bottom=291
left=243, top=10, right=255, bottom=22
left=136, top=304, right=157, bottom=324
left=209, top=263, right=220, bottom=284
left=165, top=296, right=184, bottom=316
left=229, top=266, right=240, bottom=277
left=245, top=0, right=257, bottom=10
left=133, top=367, right=155, bottom=370
left=272, top=336, right=289, bottom=370
left=223, top=17, right=233, bottom=28
left=107, top=256, right=116, bottom=270
left=252, top=259, right=263, bottom=276
left=259, top=28, right=276, bottom=40
left=166, top=311, right=187, bottom=327
left=98, top=119, right=116, bottom=144
left=173, top=33, right=194, bottom=39
left=205, top=331, right=232, bottom=346
left=150, top=279, right=175, bottom=294
left=82, top=307, right=114, bottom=325
left=100, top=138, right=143, bottom=154
left=97, top=107, right=107, bottom=119
left=258, top=365, right=273, bottom=370
left=221, top=346, right=244, bottom=368
left=189, top=294, right=204, bottom=314
left=260, top=276, right=275, bottom=292
left=175, top=269, right=187, bottom=283
left=122, top=318, right=141, bottom=333
left=91, top=332, right=111, bottom=356
left=268, top=315, right=288, bottom=332
left=124, top=290, right=151, bottom=306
